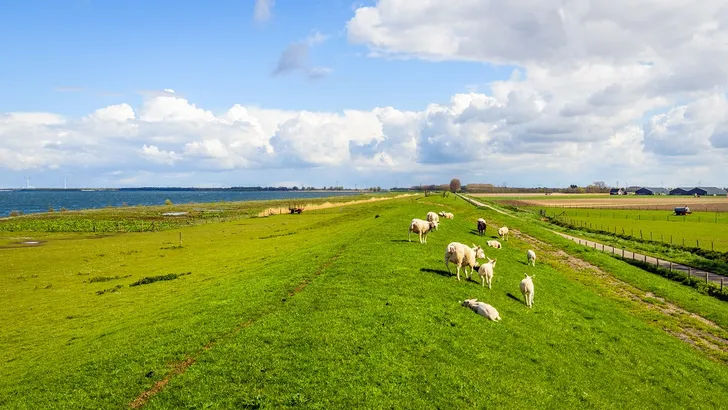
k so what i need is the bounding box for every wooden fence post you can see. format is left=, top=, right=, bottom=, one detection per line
left=669, top=262, right=672, bottom=272
left=688, top=266, right=692, bottom=276
left=721, top=278, right=724, bottom=291
left=706, top=271, right=709, bottom=284
left=179, top=232, right=183, bottom=247
left=622, top=249, right=625, bottom=258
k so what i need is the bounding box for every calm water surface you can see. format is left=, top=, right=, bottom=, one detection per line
left=0, top=190, right=362, bottom=216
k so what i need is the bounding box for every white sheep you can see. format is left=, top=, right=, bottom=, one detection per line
left=461, top=299, right=501, bottom=321
left=498, top=226, right=509, bottom=241
left=426, top=211, right=440, bottom=230
left=443, top=212, right=454, bottom=219
left=408, top=218, right=437, bottom=244
left=526, top=249, right=536, bottom=267
left=486, top=240, right=502, bottom=249
left=520, top=273, right=535, bottom=308
left=476, top=257, right=497, bottom=288
left=444, top=242, right=485, bottom=281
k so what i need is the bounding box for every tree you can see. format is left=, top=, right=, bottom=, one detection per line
left=449, top=178, right=462, bottom=193
left=592, top=181, right=608, bottom=189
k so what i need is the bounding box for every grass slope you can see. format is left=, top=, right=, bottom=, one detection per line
left=1, top=195, right=727, bottom=409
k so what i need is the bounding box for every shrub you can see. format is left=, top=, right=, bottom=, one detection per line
left=60, top=207, right=68, bottom=212
left=9, top=210, right=22, bottom=217
left=165, top=199, right=173, bottom=206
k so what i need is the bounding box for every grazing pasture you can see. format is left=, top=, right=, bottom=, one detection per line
left=1, top=195, right=728, bottom=408
left=497, top=195, right=728, bottom=211
left=535, top=207, right=728, bottom=252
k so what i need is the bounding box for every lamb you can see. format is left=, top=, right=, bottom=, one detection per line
left=461, top=299, right=501, bottom=321
left=498, top=226, right=509, bottom=241
left=476, top=257, right=497, bottom=288
left=477, top=218, right=487, bottom=236
left=526, top=249, right=536, bottom=267
left=444, top=242, right=485, bottom=281
left=408, top=218, right=437, bottom=244
left=486, top=240, right=502, bottom=249
left=520, top=273, right=535, bottom=308
left=443, top=212, right=454, bottom=219
left=426, top=211, right=440, bottom=230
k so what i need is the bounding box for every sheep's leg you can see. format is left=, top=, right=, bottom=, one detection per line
left=408, top=228, right=411, bottom=242
left=445, top=258, right=452, bottom=276
left=481, top=275, right=485, bottom=287
left=456, top=265, right=461, bottom=281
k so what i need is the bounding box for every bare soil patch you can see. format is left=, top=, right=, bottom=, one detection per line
left=500, top=197, right=728, bottom=211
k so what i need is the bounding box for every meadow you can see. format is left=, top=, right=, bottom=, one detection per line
left=1, top=194, right=728, bottom=408
left=538, top=207, right=728, bottom=252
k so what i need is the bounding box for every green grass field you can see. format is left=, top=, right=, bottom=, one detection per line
left=533, top=207, right=728, bottom=252
left=2, top=195, right=728, bottom=408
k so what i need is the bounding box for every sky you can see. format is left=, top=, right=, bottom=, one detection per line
left=2, top=0, right=728, bottom=189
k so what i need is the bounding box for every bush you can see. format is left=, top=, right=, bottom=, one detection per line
left=165, top=199, right=173, bottom=206
left=60, top=207, right=68, bottom=212
left=48, top=207, right=55, bottom=213
left=9, top=210, right=22, bottom=217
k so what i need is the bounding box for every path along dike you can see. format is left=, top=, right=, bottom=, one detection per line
left=458, top=194, right=728, bottom=286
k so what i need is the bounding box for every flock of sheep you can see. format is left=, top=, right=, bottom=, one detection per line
left=408, top=211, right=537, bottom=322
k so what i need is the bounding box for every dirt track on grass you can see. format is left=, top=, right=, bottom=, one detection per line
left=257, top=194, right=417, bottom=217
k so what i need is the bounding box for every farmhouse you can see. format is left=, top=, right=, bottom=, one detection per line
left=669, top=187, right=694, bottom=195
left=688, top=187, right=727, bottom=196
left=635, top=187, right=669, bottom=195
left=609, top=188, right=625, bottom=195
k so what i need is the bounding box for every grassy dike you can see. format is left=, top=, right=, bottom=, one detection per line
left=1, top=194, right=727, bottom=409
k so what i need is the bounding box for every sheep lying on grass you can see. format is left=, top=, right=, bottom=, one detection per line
left=498, top=226, right=509, bottom=241
left=445, top=242, right=485, bottom=281
left=477, top=218, right=487, bottom=236
left=426, top=211, right=440, bottom=230
left=409, top=218, right=437, bottom=244
left=443, top=212, right=454, bottom=219
left=486, top=240, right=501, bottom=249
left=461, top=299, right=501, bottom=321
left=520, top=273, right=535, bottom=308
left=527, top=249, right=536, bottom=267
left=476, top=257, right=497, bottom=288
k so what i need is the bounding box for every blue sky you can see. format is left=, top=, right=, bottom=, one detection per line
left=0, top=0, right=508, bottom=116
left=1, top=0, right=727, bottom=189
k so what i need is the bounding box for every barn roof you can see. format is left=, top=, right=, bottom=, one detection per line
left=693, top=187, right=727, bottom=195
left=639, top=187, right=669, bottom=194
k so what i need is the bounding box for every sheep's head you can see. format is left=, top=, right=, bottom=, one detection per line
left=431, top=221, right=439, bottom=229
left=461, top=298, right=478, bottom=307
left=473, top=245, right=485, bottom=259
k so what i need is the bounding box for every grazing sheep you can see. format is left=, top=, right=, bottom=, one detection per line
left=426, top=211, right=440, bottom=230
left=498, top=226, right=510, bottom=241
left=520, top=273, right=536, bottom=308
left=486, top=240, right=502, bottom=249
left=445, top=242, right=485, bottom=281
left=476, top=257, right=497, bottom=288
left=461, top=299, right=501, bottom=321
left=408, top=218, right=437, bottom=244
left=477, top=218, right=487, bottom=236
left=527, top=249, right=536, bottom=267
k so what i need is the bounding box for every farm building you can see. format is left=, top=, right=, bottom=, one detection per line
left=669, top=187, right=694, bottom=195
left=635, top=187, right=669, bottom=195
left=609, top=188, right=626, bottom=195
left=688, top=187, right=727, bottom=196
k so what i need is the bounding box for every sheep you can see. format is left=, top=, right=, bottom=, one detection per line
left=426, top=211, right=440, bottom=230
left=476, top=257, right=497, bottom=288
left=461, top=299, right=501, bottom=321
left=408, top=218, right=437, bottom=244
left=477, top=218, right=487, bottom=236
left=498, top=226, right=509, bottom=241
left=520, top=273, right=536, bottom=308
left=526, top=249, right=536, bottom=267
left=486, top=240, right=502, bottom=249
left=443, top=212, right=455, bottom=219
left=444, top=242, right=485, bottom=281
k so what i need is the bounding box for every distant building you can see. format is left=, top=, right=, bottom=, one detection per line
left=609, top=188, right=625, bottom=195
left=688, top=187, right=727, bottom=196
left=635, top=187, right=669, bottom=195
left=669, top=187, right=694, bottom=195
